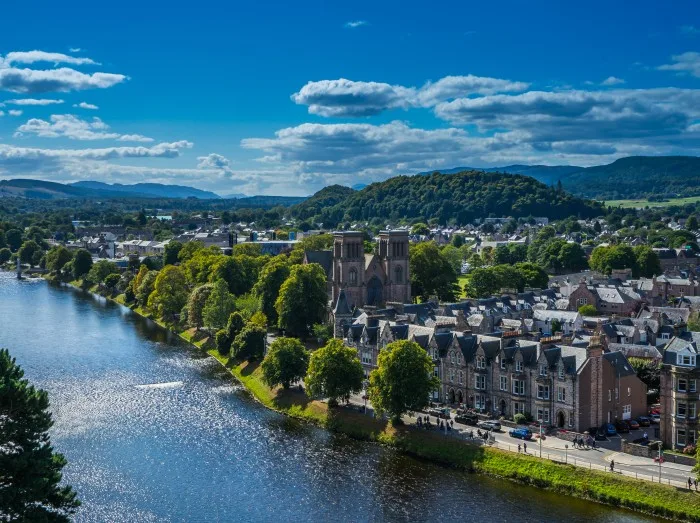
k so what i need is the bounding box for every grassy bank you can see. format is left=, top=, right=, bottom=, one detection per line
left=59, top=278, right=700, bottom=521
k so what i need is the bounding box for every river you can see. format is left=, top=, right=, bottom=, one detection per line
left=0, top=272, right=657, bottom=522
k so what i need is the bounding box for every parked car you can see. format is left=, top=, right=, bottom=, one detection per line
left=627, top=419, right=640, bottom=430
left=477, top=420, right=501, bottom=431
left=427, top=408, right=451, bottom=419
left=636, top=416, right=651, bottom=427
left=509, top=428, right=533, bottom=440
left=615, top=420, right=630, bottom=433
left=650, top=413, right=661, bottom=424
left=454, top=413, right=479, bottom=426
left=604, top=423, right=617, bottom=436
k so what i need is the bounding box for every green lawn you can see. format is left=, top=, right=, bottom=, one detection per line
left=605, top=196, right=700, bottom=209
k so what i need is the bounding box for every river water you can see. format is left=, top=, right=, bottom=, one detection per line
left=0, top=272, right=656, bottom=522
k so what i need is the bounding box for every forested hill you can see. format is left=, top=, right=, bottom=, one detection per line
left=290, top=184, right=356, bottom=220
left=295, top=171, right=604, bottom=226
left=562, top=156, right=700, bottom=200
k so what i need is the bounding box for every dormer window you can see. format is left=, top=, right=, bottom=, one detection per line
left=558, top=366, right=565, bottom=379
left=476, top=356, right=486, bottom=369
left=515, top=360, right=523, bottom=372
left=678, top=353, right=697, bottom=367
left=500, top=358, right=506, bottom=370
left=539, top=364, right=547, bottom=377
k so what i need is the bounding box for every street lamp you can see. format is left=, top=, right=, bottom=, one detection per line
left=565, top=444, right=568, bottom=465
left=539, top=421, right=543, bottom=458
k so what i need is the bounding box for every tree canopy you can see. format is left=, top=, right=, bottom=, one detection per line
left=261, top=337, right=310, bottom=389
left=305, top=339, right=364, bottom=406
left=275, top=263, right=328, bottom=337
left=410, top=242, right=459, bottom=302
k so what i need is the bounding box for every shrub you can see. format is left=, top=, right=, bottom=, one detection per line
left=513, top=413, right=527, bottom=425
left=683, top=444, right=696, bottom=455
left=215, top=329, right=230, bottom=356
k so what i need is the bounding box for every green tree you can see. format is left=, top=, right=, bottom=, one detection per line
left=163, top=240, right=183, bottom=266
left=410, top=222, right=430, bottom=236
left=551, top=319, right=562, bottom=334
left=0, top=348, right=80, bottom=521
left=186, top=283, right=214, bottom=330
left=5, top=228, right=23, bottom=252
left=628, top=357, right=661, bottom=404
left=578, top=304, right=598, bottom=316
left=86, top=260, right=119, bottom=284
left=178, top=240, right=205, bottom=262
left=104, top=273, right=121, bottom=293
left=226, top=312, right=246, bottom=348
left=215, top=330, right=231, bottom=355
left=557, top=242, right=588, bottom=272
left=202, top=279, right=236, bottom=331
left=514, top=262, right=549, bottom=289
left=451, top=234, right=465, bottom=248
left=233, top=243, right=263, bottom=257
left=148, top=265, right=188, bottom=319
left=275, top=263, right=328, bottom=337
left=18, top=240, right=40, bottom=266
left=410, top=242, right=459, bottom=302
left=253, top=256, right=290, bottom=325
left=136, top=270, right=158, bottom=307
left=45, top=245, right=73, bottom=274
left=440, top=244, right=464, bottom=274
left=231, top=324, right=266, bottom=361
left=131, top=265, right=149, bottom=295
left=687, top=215, right=699, bottom=231
left=72, top=249, right=93, bottom=280
left=235, top=293, right=261, bottom=322
left=463, top=267, right=499, bottom=298
left=0, top=248, right=11, bottom=264
left=368, top=340, right=440, bottom=423
left=305, top=339, right=364, bottom=406
left=261, top=337, right=310, bottom=389
left=634, top=245, right=662, bottom=278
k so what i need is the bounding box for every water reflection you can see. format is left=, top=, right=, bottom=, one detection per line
left=0, top=273, right=655, bottom=522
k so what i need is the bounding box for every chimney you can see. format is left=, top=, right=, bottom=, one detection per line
left=587, top=334, right=604, bottom=359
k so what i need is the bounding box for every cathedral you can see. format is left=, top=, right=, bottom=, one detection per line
left=304, top=230, right=411, bottom=309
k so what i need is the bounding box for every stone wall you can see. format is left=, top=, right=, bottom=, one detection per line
left=621, top=439, right=661, bottom=458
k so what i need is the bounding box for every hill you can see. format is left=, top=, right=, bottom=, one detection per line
left=290, top=185, right=356, bottom=221
left=293, top=171, right=603, bottom=226
left=420, top=164, right=583, bottom=186
left=71, top=181, right=220, bottom=199
left=0, top=179, right=220, bottom=199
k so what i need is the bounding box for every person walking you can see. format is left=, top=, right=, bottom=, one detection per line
left=523, top=442, right=527, bottom=454
left=518, top=444, right=521, bottom=453
left=689, top=477, right=694, bottom=490
left=610, top=460, right=615, bottom=472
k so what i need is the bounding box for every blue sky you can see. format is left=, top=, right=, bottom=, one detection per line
left=2, top=0, right=700, bottom=196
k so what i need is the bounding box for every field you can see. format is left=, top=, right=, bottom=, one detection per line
left=605, top=196, right=700, bottom=209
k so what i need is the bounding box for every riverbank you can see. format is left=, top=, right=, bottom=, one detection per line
left=58, top=278, right=700, bottom=521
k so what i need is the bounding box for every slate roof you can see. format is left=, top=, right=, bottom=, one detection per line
left=608, top=343, right=662, bottom=360
left=603, top=351, right=636, bottom=377
left=304, top=250, right=333, bottom=278
left=558, top=345, right=588, bottom=373
left=333, top=290, right=352, bottom=315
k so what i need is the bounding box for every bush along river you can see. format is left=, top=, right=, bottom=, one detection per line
left=0, top=272, right=657, bottom=523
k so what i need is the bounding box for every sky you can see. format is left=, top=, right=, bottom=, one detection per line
left=2, top=0, right=700, bottom=196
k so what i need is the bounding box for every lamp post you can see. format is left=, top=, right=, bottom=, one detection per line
left=658, top=443, right=662, bottom=482
left=565, top=444, right=568, bottom=465
left=539, top=421, right=543, bottom=458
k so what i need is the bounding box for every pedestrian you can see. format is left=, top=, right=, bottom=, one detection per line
left=610, top=460, right=615, bottom=472
left=523, top=443, right=527, bottom=454
left=518, top=444, right=521, bottom=453
left=572, top=437, right=577, bottom=449
left=689, top=477, right=694, bottom=490
left=643, top=431, right=648, bottom=441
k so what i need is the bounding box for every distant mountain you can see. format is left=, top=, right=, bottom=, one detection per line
left=221, top=192, right=248, bottom=199
left=351, top=183, right=367, bottom=191
left=420, top=156, right=700, bottom=200
left=72, top=181, right=220, bottom=199
left=291, top=171, right=602, bottom=226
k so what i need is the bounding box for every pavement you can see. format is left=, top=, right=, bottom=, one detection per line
left=345, top=392, right=695, bottom=488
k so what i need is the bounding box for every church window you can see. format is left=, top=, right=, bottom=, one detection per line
left=395, top=265, right=403, bottom=284
left=349, top=268, right=358, bottom=285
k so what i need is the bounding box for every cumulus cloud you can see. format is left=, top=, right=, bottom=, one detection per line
left=292, top=75, right=529, bottom=117
left=4, top=98, right=64, bottom=106
left=345, top=21, right=367, bottom=28
left=2, top=51, right=98, bottom=67
left=658, top=52, right=700, bottom=77
left=197, top=153, right=232, bottom=171
left=69, top=48, right=82, bottom=53
left=600, top=76, right=625, bottom=86
left=0, top=141, right=192, bottom=164
left=8, top=110, right=22, bottom=116
left=14, top=114, right=154, bottom=142
left=0, top=67, right=127, bottom=94
left=73, top=102, right=98, bottom=110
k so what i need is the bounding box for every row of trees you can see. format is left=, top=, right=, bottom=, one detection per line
left=462, top=262, right=549, bottom=298
left=589, top=244, right=662, bottom=277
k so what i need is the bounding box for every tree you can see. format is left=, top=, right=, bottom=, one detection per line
left=0, top=348, right=80, bottom=520
left=249, top=311, right=268, bottom=329
left=86, top=260, right=119, bottom=284
left=235, top=293, right=261, bottom=321
left=18, top=240, right=40, bottom=266
left=451, top=234, right=465, bottom=248
left=231, top=324, right=266, bottom=361
left=178, top=240, right=204, bottom=262
left=5, top=228, right=22, bottom=252
left=275, top=263, right=328, bottom=337
left=410, top=222, right=430, bottom=236
left=463, top=267, right=499, bottom=298
left=45, top=245, right=73, bottom=274
left=628, top=357, right=661, bottom=404
left=305, top=339, right=364, bottom=406
left=261, top=337, right=310, bottom=389
left=368, top=340, right=439, bottom=423
left=226, top=312, right=245, bottom=348
left=72, top=249, right=93, bottom=280
left=104, top=273, right=121, bottom=293
left=0, top=248, right=11, bottom=264
left=409, top=242, right=459, bottom=302
left=514, top=262, right=548, bottom=289
left=578, top=304, right=598, bottom=316
left=148, top=265, right=188, bottom=319
left=253, top=257, right=290, bottom=325
left=202, top=279, right=236, bottom=331
left=215, top=330, right=230, bottom=355
left=634, top=245, right=662, bottom=278
left=233, top=243, right=263, bottom=257
left=551, top=319, right=562, bottom=334
left=557, top=243, right=588, bottom=272
left=136, top=270, right=158, bottom=307
left=688, top=215, right=699, bottom=231
left=131, top=265, right=149, bottom=295
left=186, top=283, right=214, bottom=330
left=440, top=244, right=464, bottom=274
left=162, top=240, right=183, bottom=266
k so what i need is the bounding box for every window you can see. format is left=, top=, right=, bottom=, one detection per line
left=458, top=371, right=463, bottom=385
left=537, top=385, right=550, bottom=400
left=568, top=412, right=574, bottom=427
left=515, top=360, right=523, bottom=372
left=361, top=351, right=372, bottom=364
left=615, top=387, right=619, bottom=400
left=662, top=333, right=670, bottom=340
left=608, top=389, right=612, bottom=402
left=449, top=369, right=455, bottom=383
left=513, top=402, right=525, bottom=415
left=394, top=265, right=403, bottom=284
left=537, top=409, right=550, bottom=424
left=678, top=353, right=696, bottom=366
left=475, top=395, right=486, bottom=410
left=558, top=366, right=565, bottom=379
left=433, top=366, right=439, bottom=378
left=690, top=402, right=697, bottom=419
left=500, top=376, right=508, bottom=391
left=623, top=404, right=631, bottom=416
left=677, top=402, right=687, bottom=418
left=539, top=364, right=547, bottom=377
left=476, top=356, right=486, bottom=369
left=500, top=358, right=506, bottom=370
left=577, top=297, right=588, bottom=306
left=349, top=268, right=358, bottom=285
left=557, top=387, right=566, bottom=402
left=476, top=375, right=486, bottom=390
left=450, top=351, right=455, bottom=364
left=692, top=380, right=697, bottom=393
left=679, top=379, right=688, bottom=392
left=512, top=380, right=525, bottom=396
left=627, top=387, right=631, bottom=397
left=677, top=429, right=687, bottom=447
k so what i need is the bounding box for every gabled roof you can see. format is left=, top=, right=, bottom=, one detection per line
left=304, top=250, right=333, bottom=278
left=603, top=351, right=636, bottom=377
left=608, top=343, right=662, bottom=360
left=333, top=289, right=352, bottom=315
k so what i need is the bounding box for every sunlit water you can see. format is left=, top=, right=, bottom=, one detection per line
left=0, top=272, right=657, bottom=522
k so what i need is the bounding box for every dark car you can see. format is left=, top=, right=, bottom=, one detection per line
left=427, top=408, right=451, bottom=420
left=627, top=419, right=640, bottom=430
left=604, top=423, right=617, bottom=436
left=454, top=413, right=479, bottom=426
left=509, top=428, right=533, bottom=440
left=477, top=420, right=502, bottom=431
left=615, top=420, right=630, bottom=433
left=636, top=416, right=651, bottom=427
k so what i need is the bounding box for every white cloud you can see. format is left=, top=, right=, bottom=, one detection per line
left=73, top=102, right=98, bottom=110
left=681, top=25, right=700, bottom=36
left=0, top=111, right=4, bottom=117
left=69, top=48, right=82, bottom=53
left=14, top=114, right=154, bottom=142
left=197, top=153, right=232, bottom=170
left=600, top=76, right=625, bottom=86
left=292, top=75, right=529, bottom=117
left=0, top=67, right=127, bottom=94
left=345, top=21, right=367, bottom=28
left=658, top=52, right=700, bottom=77
left=8, top=110, right=22, bottom=116
left=4, top=98, right=64, bottom=106
left=2, top=51, right=98, bottom=68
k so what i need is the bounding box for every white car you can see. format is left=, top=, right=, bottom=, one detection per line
left=650, top=413, right=660, bottom=424
left=477, top=420, right=501, bottom=431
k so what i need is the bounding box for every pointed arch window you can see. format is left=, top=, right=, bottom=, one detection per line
left=349, top=268, right=358, bottom=285
left=395, top=265, right=403, bottom=284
